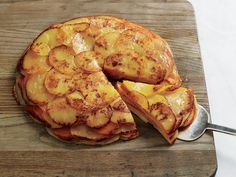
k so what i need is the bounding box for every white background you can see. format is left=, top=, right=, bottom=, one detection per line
left=188, top=0, right=236, bottom=176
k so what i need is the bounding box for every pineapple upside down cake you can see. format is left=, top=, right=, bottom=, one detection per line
left=14, top=16, right=197, bottom=145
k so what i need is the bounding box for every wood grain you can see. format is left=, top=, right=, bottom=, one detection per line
left=0, top=0, right=217, bottom=176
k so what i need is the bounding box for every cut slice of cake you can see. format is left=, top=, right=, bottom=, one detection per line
left=117, top=80, right=197, bottom=144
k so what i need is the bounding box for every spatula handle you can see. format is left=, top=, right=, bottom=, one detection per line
left=207, top=123, right=236, bottom=136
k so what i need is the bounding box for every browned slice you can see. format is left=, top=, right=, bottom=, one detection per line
left=74, top=51, right=102, bottom=73
left=94, top=122, right=119, bottom=136
left=44, top=69, right=75, bottom=96
left=31, top=28, right=60, bottom=56
left=117, top=81, right=197, bottom=144
left=51, top=127, right=73, bottom=141
left=165, top=87, right=195, bottom=128
left=66, top=91, right=90, bottom=114
left=104, top=50, right=144, bottom=80
left=71, top=125, right=107, bottom=140
left=86, top=106, right=112, bottom=128
left=47, top=98, right=77, bottom=125
left=94, top=31, right=120, bottom=58
left=25, top=73, right=55, bottom=104
left=22, top=50, right=51, bottom=74
left=59, top=23, right=89, bottom=47
left=72, top=32, right=95, bottom=54
left=77, top=72, right=120, bottom=108
left=26, top=105, right=61, bottom=128
left=48, top=45, right=77, bottom=75
left=115, top=29, right=149, bottom=55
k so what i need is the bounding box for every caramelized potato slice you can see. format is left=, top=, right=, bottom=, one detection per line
left=122, top=80, right=155, bottom=97
left=122, top=80, right=180, bottom=97
left=47, top=98, right=77, bottom=125
left=48, top=45, right=77, bottom=74
left=26, top=105, right=61, bottom=128
left=51, top=127, right=73, bottom=141
left=59, top=23, right=89, bottom=46
left=66, top=91, right=90, bottom=113
left=75, top=51, right=102, bottom=73
left=148, top=94, right=170, bottom=124
left=165, top=87, right=194, bottom=117
left=149, top=102, right=176, bottom=134
left=23, top=50, right=51, bottom=74
left=86, top=106, right=112, bottom=128
left=115, top=29, right=149, bottom=55
left=94, top=31, right=120, bottom=58
left=179, top=97, right=197, bottom=128
left=26, top=73, right=55, bottom=104
left=110, top=110, right=135, bottom=125
left=71, top=125, right=106, bottom=140
left=72, top=32, right=94, bottom=54
left=96, top=82, right=120, bottom=105
left=133, top=91, right=149, bottom=110
left=110, top=98, right=129, bottom=112
left=142, top=56, right=166, bottom=84
left=148, top=94, right=176, bottom=133
left=94, top=122, right=119, bottom=136
left=145, top=38, right=174, bottom=70
left=78, top=72, right=119, bottom=106
left=104, top=50, right=143, bottom=79
left=31, top=28, right=61, bottom=56
left=45, top=69, right=75, bottom=96
left=160, top=115, right=176, bottom=134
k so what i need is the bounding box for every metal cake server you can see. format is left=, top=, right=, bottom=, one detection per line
left=178, top=104, right=236, bottom=141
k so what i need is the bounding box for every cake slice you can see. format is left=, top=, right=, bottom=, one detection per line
left=117, top=80, right=197, bottom=144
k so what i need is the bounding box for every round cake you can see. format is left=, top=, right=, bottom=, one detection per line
left=14, top=16, right=196, bottom=144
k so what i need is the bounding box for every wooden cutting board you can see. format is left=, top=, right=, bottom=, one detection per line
left=0, top=0, right=217, bottom=176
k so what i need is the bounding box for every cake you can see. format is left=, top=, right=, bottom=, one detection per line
left=14, top=16, right=197, bottom=144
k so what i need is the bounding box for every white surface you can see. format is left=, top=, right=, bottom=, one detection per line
left=188, top=0, right=236, bottom=176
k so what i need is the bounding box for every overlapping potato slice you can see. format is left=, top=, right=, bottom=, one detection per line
left=59, top=23, right=89, bottom=46
left=104, top=50, right=143, bottom=79
left=122, top=80, right=155, bottom=97
left=94, top=31, right=120, bottom=58
left=51, top=127, right=73, bottom=141
left=31, top=23, right=90, bottom=57
left=142, top=56, right=166, bottom=84
left=109, top=98, right=135, bottom=125
left=31, top=28, right=60, bottom=56
left=165, top=87, right=195, bottom=128
left=26, top=105, right=61, bottom=128
left=110, top=98, right=130, bottom=112
left=77, top=72, right=120, bottom=107
left=26, top=73, right=55, bottom=104
left=180, top=99, right=196, bottom=128
left=22, top=50, right=51, bottom=74
left=115, top=29, right=148, bottom=55
left=47, top=98, right=77, bottom=125
left=72, top=32, right=95, bottom=54
left=148, top=102, right=176, bottom=134
left=86, top=106, right=112, bottom=128
left=85, top=16, right=125, bottom=38
left=75, top=51, right=102, bottom=73
left=45, top=69, right=75, bottom=96
left=165, top=88, right=193, bottom=116
left=71, top=125, right=107, bottom=140
left=48, top=45, right=77, bottom=74
left=66, top=91, right=90, bottom=114
left=144, top=38, right=174, bottom=73
left=94, top=122, right=119, bottom=136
